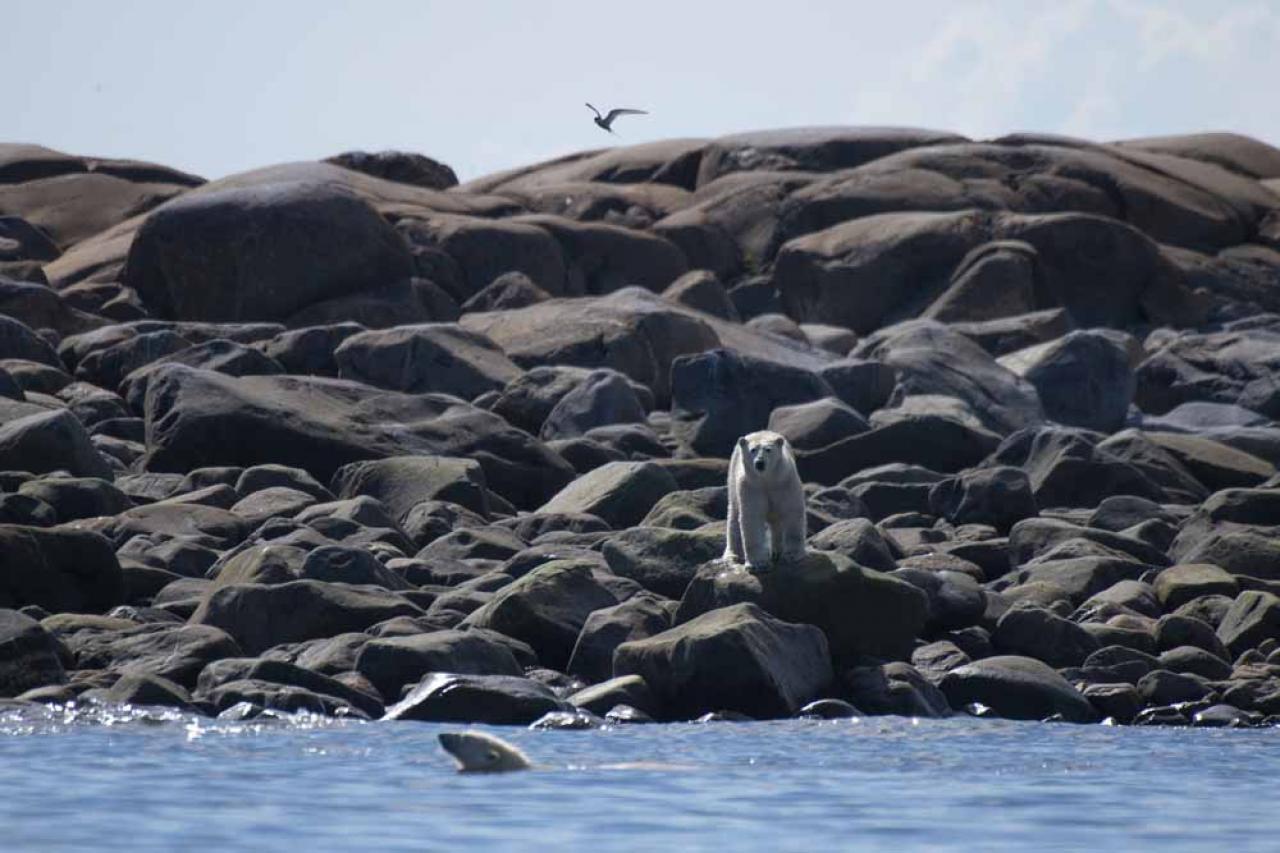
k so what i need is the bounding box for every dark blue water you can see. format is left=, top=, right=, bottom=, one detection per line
left=0, top=703, right=1272, bottom=852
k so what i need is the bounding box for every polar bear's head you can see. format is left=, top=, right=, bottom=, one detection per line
left=739, top=430, right=788, bottom=476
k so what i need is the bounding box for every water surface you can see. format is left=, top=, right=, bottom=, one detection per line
left=0, top=705, right=1270, bottom=852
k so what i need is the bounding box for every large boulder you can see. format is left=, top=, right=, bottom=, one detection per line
left=766, top=396, right=870, bottom=450
left=141, top=366, right=574, bottom=509
left=939, top=655, right=1099, bottom=722
left=794, top=412, right=1002, bottom=485
left=840, top=661, right=952, bottom=718
left=601, top=527, right=725, bottom=599
left=489, top=365, right=653, bottom=437
left=325, top=150, right=458, bottom=190
left=537, top=461, right=678, bottom=529
left=47, top=158, right=514, bottom=290
left=0, top=408, right=113, bottom=479
left=0, top=609, right=67, bottom=698
left=989, top=427, right=1172, bottom=508
left=510, top=213, right=689, bottom=296
left=1216, top=591, right=1280, bottom=657
left=677, top=552, right=927, bottom=663
left=333, top=323, right=522, bottom=400
left=0, top=315, right=61, bottom=367
left=566, top=592, right=674, bottom=684
left=614, top=602, right=832, bottom=720
left=993, top=605, right=1100, bottom=667
left=330, top=456, right=491, bottom=521
left=670, top=348, right=834, bottom=457
left=190, top=580, right=423, bottom=655
left=354, top=630, right=523, bottom=702
left=539, top=369, right=648, bottom=440
left=1136, top=329, right=1280, bottom=418
left=462, top=560, right=622, bottom=670
left=398, top=214, right=567, bottom=300
left=1153, top=564, right=1240, bottom=611
left=196, top=657, right=383, bottom=718
left=119, top=339, right=286, bottom=410
left=999, top=329, right=1136, bottom=432
left=383, top=672, right=569, bottom=724
left=996, top=556, right=1151, bottom=608
left=853, top=321, right=1044, bottom=435
left=0, top=143, right=201, bottom=250
left=776, top=208, right=1204, bottom=334
left=123, top=181, right=413, bottom=322
left=928, top=466, right=1037, bottom=532
left=60, top=622, right=240, bottom=689
left=17, top=477, right=132, bottom=523
left=0, top=524, right=123, bottom=613
left=460, top=287, right=831, bottom=405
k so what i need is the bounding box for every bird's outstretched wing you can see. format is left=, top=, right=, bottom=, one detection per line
left=585, top=102, right=603, bottom=119
left=605, top=108, right=647, bottom=123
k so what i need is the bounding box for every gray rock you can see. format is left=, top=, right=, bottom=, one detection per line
left=354, top=630, right=523, bottom=702
left=602, top=527, right=726, bottom=599
left=817, top=359, right=896, bottom=416
left=383, top=672, right=569, bottom=724
left=1157, top=645, right=1232, bottom=680
left=928, top=466, right=1036, bottom=532
left=334, top=323, right=522, bottom=400
left=0, top=609, right=66, bottom=698
left=257, top=323, right=364, bottom=377
left=993, top=605, right=1100, bottom=667
left=661, top=270, right=738, bottom=320
left=462, top=560, right=622, bottom=670
left=840, top=661, right=951, bottom=718
left=676, top=551, right=927, bottom=663
left=0, top=524, right=123, bottom=613
left=670, top=348, right=833, bottom=457
left=0, top=408, right=112, bottom=479
left=767, top=397, right=869, bottom=450
left=1082, top=682, right=1142, bottom=723
left=614, top=602, right=832, bottom=721
left=1154, top=614, right=1230, bottom=660
left=568, top=674, right=658, bottom=717
left=999, top=329, right=1135, bottom=432
left=540, top=370, right=647, bottom=440
left=191, top=580, right=422, bottom=655
left=63, top=622, right=241, bottom=689
left=1217, top=590, right=1280, bottom=656
left=939, top=655, right=1098, bottom=722
left=330, top=456, right=491, bottom=522
left=1153, top=564, right=1239, bottom=611
left=124, top=180, right=413, bottom=322
left=854, top=321, right=1044, bottom=436
left=195, top=657, right=381, bottom=718
left=1136, top=669, right=1213, bottom=706
left=566, top=592, right=674, bottom=684
left=141, top=366, right=574, bottom=510
left=808, top=518, right=899, bottom=571
left=537, top=461, right=678, bottom=528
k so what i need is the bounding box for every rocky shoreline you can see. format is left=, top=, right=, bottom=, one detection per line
left=1, top=129, right=1279, bottom=730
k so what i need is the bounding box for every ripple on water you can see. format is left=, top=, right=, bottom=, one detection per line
left=0, top=707, right=1275, bottom=852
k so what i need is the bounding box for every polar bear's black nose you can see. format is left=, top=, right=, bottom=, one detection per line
left=754, top=460, right=766, bottom=471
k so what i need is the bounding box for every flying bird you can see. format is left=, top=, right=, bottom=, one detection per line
left=586, top=103, right=647, bottom=135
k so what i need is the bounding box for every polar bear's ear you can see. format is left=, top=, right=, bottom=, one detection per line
left=737, top=436, right=749, bottom=453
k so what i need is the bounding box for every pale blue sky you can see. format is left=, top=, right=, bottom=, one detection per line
left=7, top=0, right=1279, bottom=182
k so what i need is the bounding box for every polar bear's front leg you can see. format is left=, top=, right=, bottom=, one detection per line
left=739, top=495, right=772, bottom=571
left=772, top=513, right=807, bottom=562
left=723, top=478, right=744, bottom=563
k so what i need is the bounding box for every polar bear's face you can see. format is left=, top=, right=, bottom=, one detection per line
left=740, top=432, right=786, bottom=476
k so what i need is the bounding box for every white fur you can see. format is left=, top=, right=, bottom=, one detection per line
left=723, top=430, right=807, bottom=570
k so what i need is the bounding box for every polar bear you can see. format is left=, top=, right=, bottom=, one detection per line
left=724, top=430, right=807, bottom=570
